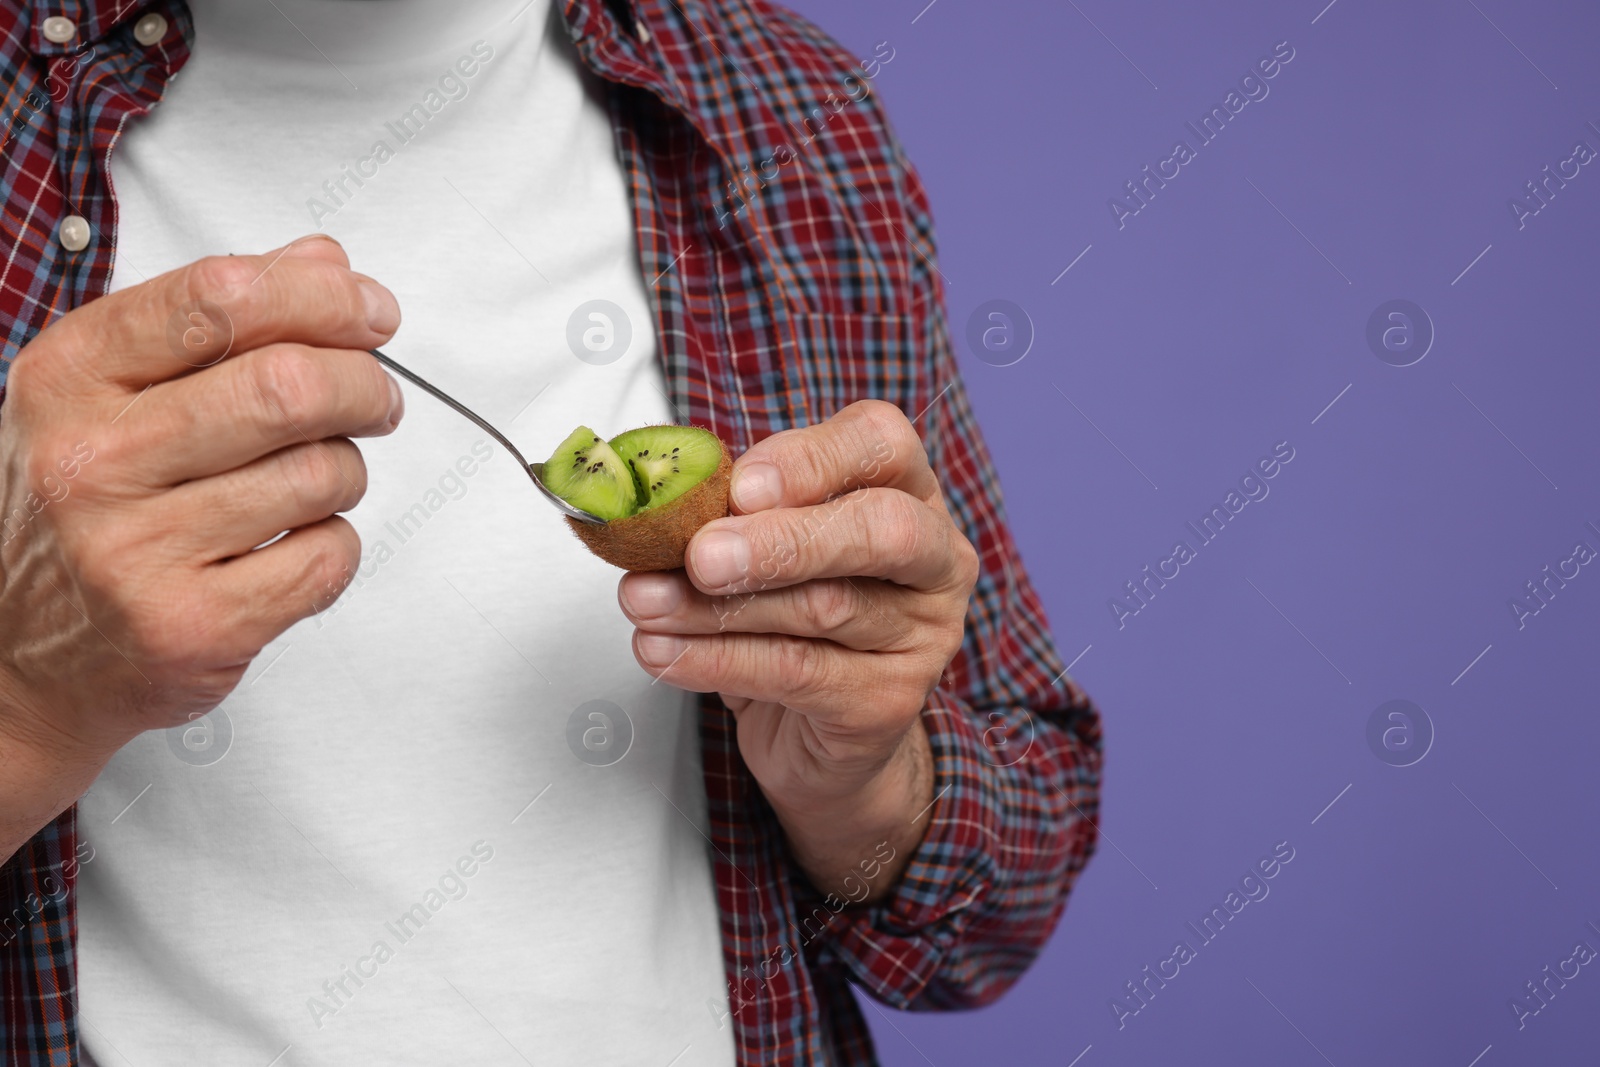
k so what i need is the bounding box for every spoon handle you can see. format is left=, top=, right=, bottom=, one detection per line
left=367, top=349, right=607, bottom=526
left=368, top=348, right=536, bottom=476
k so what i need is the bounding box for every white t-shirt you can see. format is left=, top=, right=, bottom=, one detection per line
left=77, top=2, right=735, bottom=1064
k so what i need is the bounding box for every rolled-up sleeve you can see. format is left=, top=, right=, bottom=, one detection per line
left=806, top=147, right=1103, bottom=1010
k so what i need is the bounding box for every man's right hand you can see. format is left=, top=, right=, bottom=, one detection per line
left=0, top=235, right=403, bottom=859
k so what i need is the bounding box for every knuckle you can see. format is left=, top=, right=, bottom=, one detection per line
left=70, top=536, right=123, bottom=600
left=328, top=265, right=373, bottom=328
left=931, top=610, right=967, bottom=665
left=19, top=443, right=64, bottom=496
left=865, top=490, right=923, bottom=562
left=333, top=441, right=368, bottom=508
left=710, top=591, right=753, bottom=631
left=277, top=444, right=346, bottom=515
left=254, top=344, right=328, bottom=428
left=750, top=519, right=800, bottom=581
left=854, top=398, right=913, bottom=451
left=311, top=538, right=359, bottom=598
left=300, top=524, right=361, bottom=607
left=64, top=437, right=116, bottom=495
left=952, top=530, right=980, bottom=590
left=4, top=347, right=45, bottom=398
left=852, top=398, right=904, bottom=430
left=154, top=396, right=201, bottom=457
left=896, top=659, right=936, bottom=716
left=707, top=635, right=739, bottom=679
left=95, top=404, right=184, bottom=488
left=801, top=580, right=857, bottom=637
left=778, top=636, right=829, bottom=701
left=186, top=255, right=258, bottom=304
left=774, top=508, right=822, bottom=561
left=126, top=589, right=212, bottom=670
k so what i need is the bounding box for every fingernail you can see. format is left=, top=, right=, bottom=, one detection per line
left=691, top=529, right=751, bottom=589
left=635, top=632, right=687, bottom=668
left=619, top=572, right=681, bottom=619
left=358, top=277, right=401, bottom=334
left=385, top=374, right=405, bottom=430
left=731, top=462, right=782, bottom=512
left=280, top=233, right=343, bottom=259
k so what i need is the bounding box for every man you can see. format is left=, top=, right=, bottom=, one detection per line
left=0, top=0, right=1101, bottom=1063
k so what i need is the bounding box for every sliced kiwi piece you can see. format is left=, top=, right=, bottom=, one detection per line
left=611, top=426, right=725, bottom=511
left=538, top=426, right=638, bottom=522
left=542, top=423, right=732, bottom=571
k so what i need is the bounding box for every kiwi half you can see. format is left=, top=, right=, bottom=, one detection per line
left=540, top=424, right=731, bottom=571
left=540, top=426, right=638, bottom=521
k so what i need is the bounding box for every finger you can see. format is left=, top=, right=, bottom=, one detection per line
left=618, top=571, right=918, bottom=652
left=47, top=235, right=401, bottom=389
left=121, top=345, right=401, bottom=485
left=687, top=487, right=958, bottom=594
left=630, top=629, right=925, bottom=725
left=729, top=399, right=941, bottom=515
left=203, top=514, right=361, bottom=658
left=157, top=438, right=367, bottom=563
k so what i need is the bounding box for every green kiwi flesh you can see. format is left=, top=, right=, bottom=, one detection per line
left=610, top=426, right=724, bottom=511
left=539, top=426, right=637, bottom=521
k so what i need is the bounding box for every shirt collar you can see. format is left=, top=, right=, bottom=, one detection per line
left=31, top=1, right=673, bottom=100
left=561, top=0, right=680, bottom=105
left=28, top=0, right=695, bottom=134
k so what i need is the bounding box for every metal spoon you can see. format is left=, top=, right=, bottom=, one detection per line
left=368, top=348, right=607, bottom=526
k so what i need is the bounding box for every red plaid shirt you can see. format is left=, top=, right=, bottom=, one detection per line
left=0, top=1, right=1102, bottom=1063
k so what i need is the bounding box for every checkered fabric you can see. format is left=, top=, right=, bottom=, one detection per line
left=0, top=1, right=1101, bottom=1063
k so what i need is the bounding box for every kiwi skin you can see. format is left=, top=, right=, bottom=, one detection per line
left=566, top=443, right=733, bottom=571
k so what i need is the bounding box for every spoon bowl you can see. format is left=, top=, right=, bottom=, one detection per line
left=527, top=462, right=608, bottom=526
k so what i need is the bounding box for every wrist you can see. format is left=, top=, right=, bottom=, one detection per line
left=765, top=719, right=935, bottom=905
left=767, top=723, right=927, bottom=832
left=0, top=666, right=114, bottom=865
left=0, top=660, right=110, bottom=762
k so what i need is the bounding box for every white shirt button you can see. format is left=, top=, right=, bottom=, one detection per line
left=41, top=16, right=77, bottom=44
left=59, top=215, right=91, bottom=252
left=133, top=13, right=169, bottom=46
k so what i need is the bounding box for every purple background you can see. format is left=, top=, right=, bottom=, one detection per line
left=782, top=1, right=1600, bottom=1064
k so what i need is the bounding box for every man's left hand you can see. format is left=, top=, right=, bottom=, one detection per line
left=618, top=400, right=979, bottom=903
